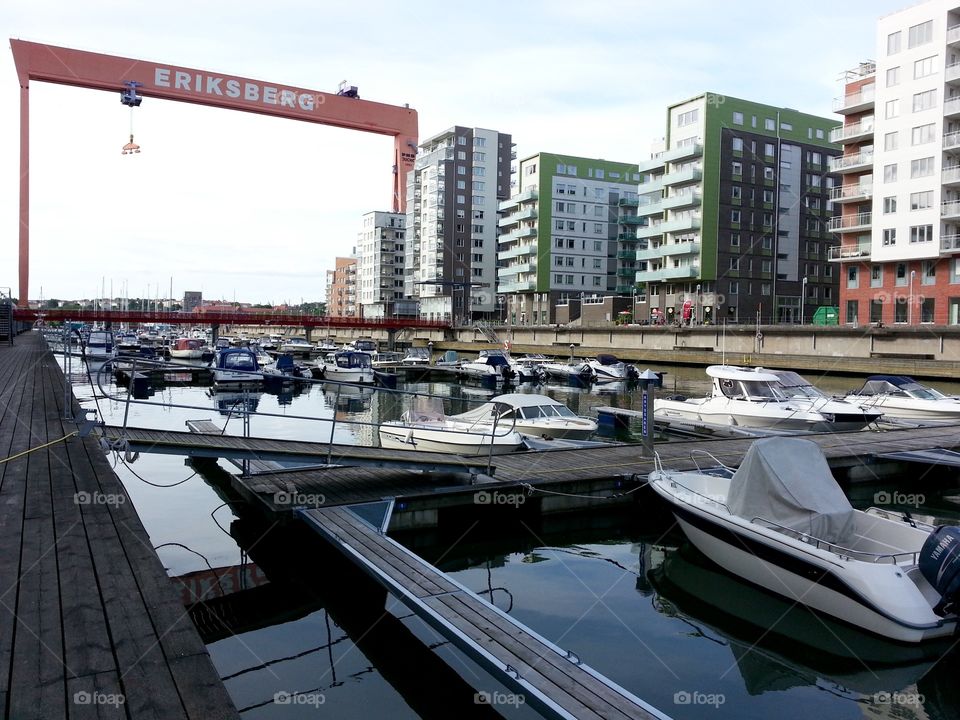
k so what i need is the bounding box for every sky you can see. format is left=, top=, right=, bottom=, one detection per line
left=0, top=0, right=912, bottom=306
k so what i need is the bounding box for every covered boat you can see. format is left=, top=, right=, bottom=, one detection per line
left=168, top=337, right=205, bottom=360
left=649, top=437, right=960, bottom=643
left=213, top=347, right=262, bottom=384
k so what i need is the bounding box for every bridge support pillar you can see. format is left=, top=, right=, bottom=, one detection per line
left=386, top=329, right=396, bottom=351
left=304, top=327, right=313, bottom=343
left=211, top=323, right=220, bottom=344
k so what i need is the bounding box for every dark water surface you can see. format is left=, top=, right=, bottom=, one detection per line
left=63, top=356, right=960, bottom=719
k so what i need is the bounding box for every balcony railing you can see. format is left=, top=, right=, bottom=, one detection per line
left=829, top=183, right=872, bottom=202
left=948, top=61, right=960, bottom=84
left=948, top=23, right=960, bottom=45
left=827, top=212, right=872, bottom=231
left=944, top=165, right=960, bottom=185
left=942, top=200, right=960, bottom=218
left=945, top=96, right=960, bottom=118
left=827, top=151, right=874, bottom=173
left=945, top=130, right=960, bottom=150
left=829, top=118, right=874, bottom=144
left=827, top=244, right=872, bottom=261
left=942, top=234, right=960, bottom=252
left=833, top=84, right=875, bottom=114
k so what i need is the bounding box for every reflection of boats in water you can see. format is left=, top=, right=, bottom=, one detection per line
left=323, top=383, right=374, bottom=412
left=644, top=541, right=946, bottom=698
left=209, top=388, right=262, bottom=415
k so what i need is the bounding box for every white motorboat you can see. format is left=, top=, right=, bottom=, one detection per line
left=261, top=353, right=312, bottom=384
left=213, top=347, right=262, bottom=384
left=539, top=359, right=595, bottom=382
left=753, top=367, right=883, bottom=431
left=378, top=396, right=525, bottom=455
left=401, top=347, right=431, bottom=365
left=446, top=393, right=598, bottom=440
left=168, top=337, right=205, bottom=360
left=842, top=375, right=960, bottom=421
left=458, top=351, right=516, bottom=381
left=320, top=350, right=374, bottom=384
left=279, top=337, right=313, bottom=354
left=654, top=365, right=829, bottom=431
left=588, top=354, right=639, bottom=381
left=84, top=329, right=115, bottom=361
left=649, top=437, right=960, bottom=643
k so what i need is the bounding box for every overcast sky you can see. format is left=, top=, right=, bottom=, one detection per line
left=0, top=0, right=908, bottom=305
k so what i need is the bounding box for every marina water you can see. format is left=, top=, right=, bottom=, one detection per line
left=65, top=358, right=960, bottom=719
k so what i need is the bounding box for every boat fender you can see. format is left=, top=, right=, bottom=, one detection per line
left=664, top=394, right=687, bottom=402
left=919, top=525, right=960, bottom=616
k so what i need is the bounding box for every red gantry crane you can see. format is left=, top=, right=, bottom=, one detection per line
left=10, top=39, right=419, bottom=307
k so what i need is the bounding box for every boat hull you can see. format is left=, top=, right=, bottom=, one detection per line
left=655, top=398, right=824, bottom=430
left=379, top=425, right=522, bottom=455
left=665, top=502, right=955, bottom=643
left=323, top=367, right=374, bottom=384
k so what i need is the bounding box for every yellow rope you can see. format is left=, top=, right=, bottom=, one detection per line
left=0, top=431, right=79, bottom=464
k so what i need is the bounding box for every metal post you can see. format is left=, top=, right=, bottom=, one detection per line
left=326, top=384, right=342, bottom=465
left=641, top=383, right=655, bottom=457
left=121, top=357, right=136, bottom=432
left=801, top=277, right=807, bottom=325
left=486, top=405, right=499, bottom=477
left=242, top=387, right=251, bottom=475
left=909, top=270, right=916, bottom=324
left=62, top=325, right=73, bottom=420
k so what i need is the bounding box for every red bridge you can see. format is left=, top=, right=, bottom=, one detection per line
left=14, top=308, right=451, bottom=331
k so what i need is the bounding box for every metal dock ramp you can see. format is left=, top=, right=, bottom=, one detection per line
left=299, top=505, right=670, bottom=720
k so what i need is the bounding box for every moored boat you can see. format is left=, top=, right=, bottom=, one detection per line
left=446, top=393, right=598, bottom=440
left=649, top=437, right=960, bottom=643
left=842, top=375, right=960, bottom=421
left=213, top=347, right=262, bottom=384
left=168, top=337, right=205, bottom=360
left=320, top=350, right=374, bottom=384
left=588, top=354, right=639, bottom=381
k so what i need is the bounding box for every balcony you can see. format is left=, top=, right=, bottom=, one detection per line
left=635, top=265, right=700, bottom=282
left=637, top=201, right=664, bottom=217
left=827, top=212, right=872, bottom=232
left=498, top=229, right=519, bottom=244
left=829, top=117, right=875, bottom=144
left=638, top=176, right=664, bottom=195
left=943, top=234, right=960, bottom=253
left=498, top=262, right=535, bottom=277
left=946, top=130, right=960, bottom=151
left=617, top=267, right=638, bottom=278
left=833, top=84, right=875, bottom=115
left=618, top=197, right=639, bottom=207
left=515, top=188, right=538, bottom=204
left=827, top=243, right=872, bottom=261
left=497, top=207, right=537, bottom=227
left=942, top=200, right=960, bottom=219
left=828, top=151, right=874, bottom=174
left=662, top=190, right=702, bottom=210
left=662, top=166, right=703, bottom=186
left=949, top=23, right=960, bottom=46
left=657, top=215, right=701, bottom=235
left=499, top=243, right=538, bottom=260
left=830, top=183, right=873, bottom=203
left=516, top=226, right=537, bottom=238
left=617, top=231, right=638, bottom=241
left=661, top=143, right=703, bottom=164
left=637, top=155, right=665, bottom=173
left=621, top=215, right=646, bottom=226
left=637, top=240, right=700, bottom=261
left=617, top=249, right=637, bottom=260
left=948, top=62, right=960, bottom=85
left=498, top=280, right=537, bottom=293
left=945, top=96, right=960, bottom=119
left=944, top=165, right=960, bottom=186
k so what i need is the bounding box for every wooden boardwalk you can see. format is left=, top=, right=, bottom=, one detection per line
left=0, top=332, right=236, bottom=719
left=301, top=505, right=668, bottom=720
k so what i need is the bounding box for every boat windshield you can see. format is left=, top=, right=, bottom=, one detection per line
left=902, top=382, right=946, bottom=400
left=223, top=353, right=256, bottom=371
left=730, top=379, right=788, bottom=401
left=771, top=371, right=826, bottom=398
left=336, top=352, right=372, bottom=369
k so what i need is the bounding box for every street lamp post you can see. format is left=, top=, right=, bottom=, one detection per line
left=800, top=277, right=807, bottom=325
left=909, top=270, right=916, bottom=324
left=695, top=284, right=700, bottom=325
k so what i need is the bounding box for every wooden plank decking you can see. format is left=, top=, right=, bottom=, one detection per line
left=0, top=332, right=237, bottom=719
left=301, top=505, right=668, bottom=720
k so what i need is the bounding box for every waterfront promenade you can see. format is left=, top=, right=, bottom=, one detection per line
left=0, top=332, right=236, bottom=719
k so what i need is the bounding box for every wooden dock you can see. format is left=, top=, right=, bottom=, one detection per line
left=301, top=505, right=669, bottom=720
left=0, top=332, right=236, bottom=719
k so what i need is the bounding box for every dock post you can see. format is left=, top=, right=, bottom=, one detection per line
left=637, top=369, right=659, bottom=457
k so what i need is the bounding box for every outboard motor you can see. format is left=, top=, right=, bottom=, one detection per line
left=919, top=525, right=960, bottom=616
left=500, top=364, right=516, bottom=381
left=626, top=364, right=640, bottom=380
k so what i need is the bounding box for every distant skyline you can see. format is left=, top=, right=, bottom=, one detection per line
left=1, top=0, right=908, bottom=304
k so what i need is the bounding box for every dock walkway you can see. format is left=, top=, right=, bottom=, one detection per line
left=0, top=332, right=236, bottom=719
left=301, top=505, right=668, bottom=720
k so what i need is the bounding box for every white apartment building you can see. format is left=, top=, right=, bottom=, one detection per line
left=833, top=0, right=960, bottom=324
left=355, top=211, right=406, bottom=319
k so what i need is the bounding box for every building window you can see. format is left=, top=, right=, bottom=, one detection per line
left=871, top=265, right=883, bottom=287
left=457, top=136, right=467, bottom=145
left=884, top=163, right=898, bottom=183
left=677, top=109, right=699, bottom=127
left=883, top=228, right=897, bottom=245
left=732, top=137, right=744, bottom=152
left=781, top=122, right=793, bottom=131
left=733, top=112, right=744, bottom=125
left=884, top=131, right=898, bottom=151
left=765, top=118, right=775, bottom=131
left=922, top=259, right=937, bottom=285
left=554, top=274, right=563, bottom=284
left=908, top=20, right=933, bottom=48
left=952, top=258, right=960, bottom=284
left=731, top=185, right=742, bottom=200
left=921, top=297, right=935, bottom=322
left=728, top=281, right=739, bottom=295
left=456, top=194, right=465, bottom=204
left=895, top=297, right=907, bottom=323
left=730, top=257, right=740, bottom=270
left=883, top=196, right=897, bottom=214
left=887, top=66, right=900, bottom=86
left=885, top=99, right=900, bottom=119
left=731, top=209, right=741, bottom=223
left=730, top=232, right=740, bottom=247
left=910, top=157, right=934, bottom=178
left=910, top=190, right=934, bottom=210
left=911, top=123, right=936, bottom=145
left=732, top=161, right=742, bottom=176
left=910, top=224, right=933, bottom=242
left=887, top=31, right=901, bottom=55
left=846, top=300, right=859, bottom=325
left=763, top=167, right=775, bottom=180
left=912, top=89, right=936, bottom=112
left=764, top=143, right=775, bottom=156
left=914, top=56, right=936, bottom=79
left=870, top=299, right=884, bottom=324
left=847, top=265, right=859, bottom=289
left=895, top=262, right=908, bottom=286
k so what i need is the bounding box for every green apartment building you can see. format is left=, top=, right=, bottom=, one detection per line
left=497, top=153, right=640, bottom=324
left=636, top=93, right=841, bottom=324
